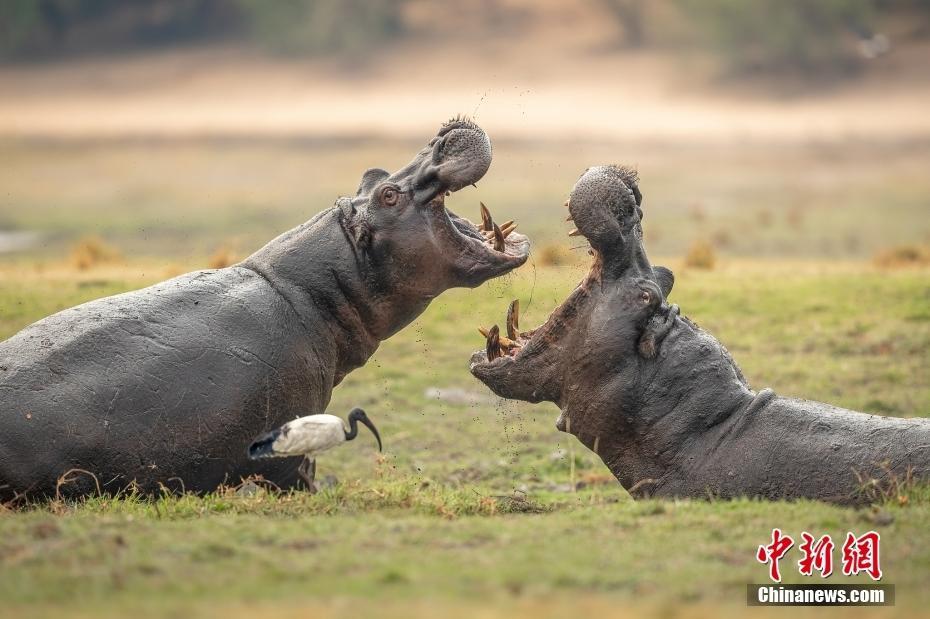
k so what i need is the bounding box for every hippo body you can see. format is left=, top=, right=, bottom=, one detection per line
left=471, top=164, right=930, bottom=505
left=0, top=120, right=530, bottom=501
left=0, top=264, right=328, bottom=496
left=590, top=313, right=930, bottom=504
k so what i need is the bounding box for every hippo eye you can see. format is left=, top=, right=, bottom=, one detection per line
left=640, top=290, right=651, bottom=304
left=381, top=186, right=399, bottom=207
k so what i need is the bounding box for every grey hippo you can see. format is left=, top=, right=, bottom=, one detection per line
left=470, top=165, right=930, bottom=505
left=0, top=118, right=529, bottom=501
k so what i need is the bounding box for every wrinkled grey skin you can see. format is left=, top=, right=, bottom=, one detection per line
left=471, top=165, right=930, bottom=505
left=0, top=119, right=529, bottom=502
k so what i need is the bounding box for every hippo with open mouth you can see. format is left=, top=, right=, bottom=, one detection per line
left=470, top=164, right=930, bottom=505
left=0, top=118, right=529, bottom=501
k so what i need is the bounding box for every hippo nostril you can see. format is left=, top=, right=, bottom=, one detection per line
left=432, top=137, right=445, bottom=164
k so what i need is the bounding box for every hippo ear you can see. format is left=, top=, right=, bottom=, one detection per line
left=653, top=266, right=674, bottom=298
left=356, top=168, right=390, bottom=197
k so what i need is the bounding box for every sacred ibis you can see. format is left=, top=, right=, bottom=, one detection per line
left=248, top=407, right=382, bottom=493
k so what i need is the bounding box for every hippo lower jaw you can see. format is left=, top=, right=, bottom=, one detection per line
left=469, top=278, right=590, bottom=404
left=438, top=198, right=530, bottom=286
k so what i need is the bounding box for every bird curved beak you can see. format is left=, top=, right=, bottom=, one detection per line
left=360, top=416, right=383, bottom=452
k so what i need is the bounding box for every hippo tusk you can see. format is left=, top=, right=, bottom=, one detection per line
left=479, top=202, right=493, bottom=232
left=568, top=228, right=581, bottom=237
left=485, top=325, right=503, bottom=361
left=500, top=222, right=518, bottom=239
left=506, top=299, right=520, bottom=340
left=492, top=223, right=506, bottom=252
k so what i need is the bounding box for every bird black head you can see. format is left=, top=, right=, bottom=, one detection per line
left=346, top=408, right=383, bottom=452
left=248, top=428, right=281, bottom=459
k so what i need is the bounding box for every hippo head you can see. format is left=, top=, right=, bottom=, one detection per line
left=343, top=118, right=530, bottom=297
left=469, top=164, right=674, bottom=427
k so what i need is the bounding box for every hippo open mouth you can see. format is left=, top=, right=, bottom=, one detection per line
left=468, top=275, right=595, bottom=405
left=348, top=117, right=530, bottom=289
left=413, top=118, right=529, bottom=283
left=468, top=165, right=671, bottom=405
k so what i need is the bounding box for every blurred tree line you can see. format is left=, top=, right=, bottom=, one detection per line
left=1, top=0, right=928, bottom=76
left=0, top=0, right=403, bottom=58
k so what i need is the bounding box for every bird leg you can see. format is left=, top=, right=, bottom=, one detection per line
left=297, top=457, right=318, bottom=494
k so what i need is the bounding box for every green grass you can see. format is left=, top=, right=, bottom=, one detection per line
left=4, top=486, right=929, bottom=618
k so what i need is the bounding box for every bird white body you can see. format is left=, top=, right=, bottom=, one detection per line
left=266, top=414, right=348, bottom=458
left=248, top=407, right=381, bottom=493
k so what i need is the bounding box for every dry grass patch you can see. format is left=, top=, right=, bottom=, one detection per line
left=873, top=244, right=930, bottom=269
left=536, top=242, right=577, bottom=267
left=207, top=245, right=240, bottom=269
left=69, top=236, right=121, bottom=270
left=683, top=239, right=717, bottom=270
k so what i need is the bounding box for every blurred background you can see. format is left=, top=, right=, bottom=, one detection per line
left=0, top=0, right=928, bottom=265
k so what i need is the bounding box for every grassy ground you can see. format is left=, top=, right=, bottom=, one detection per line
left=1, top=138, right=929, bottom=617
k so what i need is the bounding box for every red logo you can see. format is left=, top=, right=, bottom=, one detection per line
left=756, top=528, right=794, bottom=583
left=757, top=529, right=883, bottom=582
left=798, top=532, right=834, bottom=577
left=841, top=531, right=882, bottom=581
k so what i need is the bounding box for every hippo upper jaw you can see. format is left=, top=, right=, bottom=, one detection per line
left=385, top=117, right=494, bottom=206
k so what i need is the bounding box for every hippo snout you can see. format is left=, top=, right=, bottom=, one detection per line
left=413, top=118, right=491, bottom=202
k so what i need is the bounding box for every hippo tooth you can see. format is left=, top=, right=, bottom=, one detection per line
left=492, top=223, right=506, bottom=252
left=568, top=228, right=581, bottom=237
left=479, top=202, right=493, bottom=232
left=500, top=219, right=514, bottom=230
left=480, top=325, right=516, bottom=348
left=501, top=223, right=518, bottom=239
left=486, top=325, right=503, bottom=361
left=506, top=299, right=520, bottom=340
left=564, top=199, right=570, bottom=208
